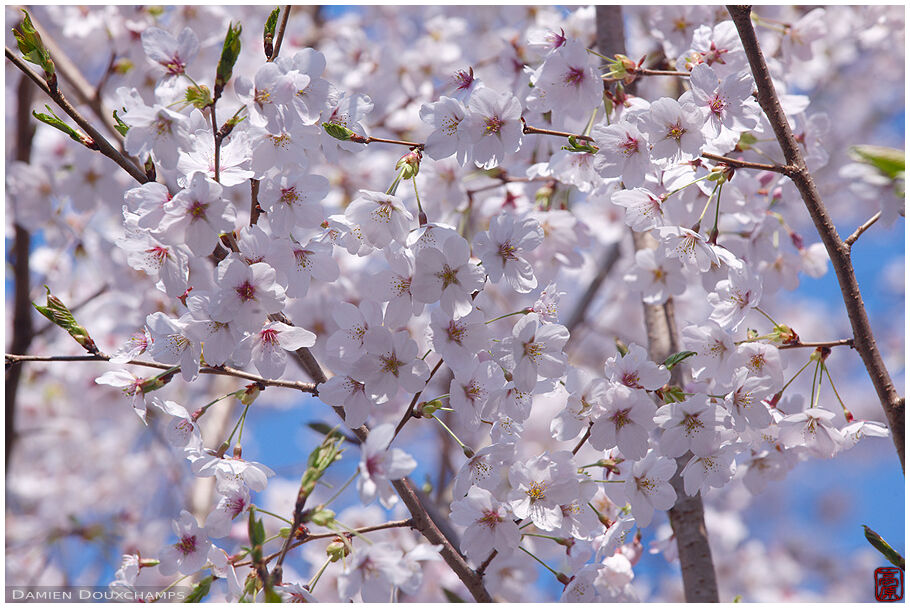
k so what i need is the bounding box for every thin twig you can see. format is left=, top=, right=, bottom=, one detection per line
left=269, top=5, right=292, bottom=62
left=728, top=4, right=904, bottom=471
left=5, top=47, right=148, bottom=185
left=844, top=211, right=882, bottom=248
left=634, top=67, right=690, bottom=77
left=394, top=358, right=445, bottom=438
left=778, top=339, right=854, bottom=350
left=4, top=353, right=318, bottom=394
left=26, top=12, right=124, bottom=143
left=571, top=424, right=593, bottom=456
left=522, top=123, right=594, bottom=142
left=701, top=151, right=793, bottom=175
left=351, top=134, right=424, bottom=149
left=233, top=519, right=415, bottom=568
left=565, top=242, right=622, bottom=334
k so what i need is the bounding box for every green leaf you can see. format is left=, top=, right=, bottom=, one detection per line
left=12, top=10, right=55, bottom=82
left=441, top=588, right=466, bottom=602
left=112, top=109, right=130, bottom=136
left=215, top=22, right=243, bottom=98
left=264, top=587, right=284, bottom=603
left=32, top=286, right=99, bottom=354
left=850, top=145, right=905, bottom=181
left=183, top=575, right=214, bottom=603
left=321, top=122, right=356, bottom=142
left=663, top=350, right=696, bottom=370
left=32, top=105, right=91, bottom=146
left=263, top=7, right=281, bottom=58
left=248, top=510, right=266, bottom=559
left=863, top=525, right=905, bottom=570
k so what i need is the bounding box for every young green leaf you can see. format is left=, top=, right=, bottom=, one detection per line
left=663, top=350, right=696, bottom=370
left=263, top=7, right=281, bottom=59
left=33, top=105, right=93, bottom=147
left=32, top=286, right=99, bottom=354
left=215, top=22, right=243, bottom=100
left=12, top=10, right=56, bottom=88
left=863, top=525, right=905, bottom=570
left=183, top=575, right=214, bottom=603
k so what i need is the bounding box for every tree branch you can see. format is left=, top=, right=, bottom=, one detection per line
left=269, top=5, right=292, bottom=62
left=5, top=47, right=148, bottom=185
left=701, top=152, right=793, bottom=174
left=4, top=354, right=318, bottom=394
left=844, top=211, right=882, bottom=248
left=6, top=70, right=37, bottom=472
left=25, top=11, right=124, bottom=143
left=727, top=4, right=904, bottom=471
left=777, top=339, right=854, bottom=351
left=598, top=5, right=719, bottom=601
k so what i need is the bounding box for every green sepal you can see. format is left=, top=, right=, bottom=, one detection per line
left=32, top=286, right=99, bottom=354
left=863, top=525, right=905, bottom=570
left=183, top=575, right=214, bottom=603
left=184, top=84, right=213, bottom=110
left=32, top=105, right=92, bottom=146
left=215, top=22, right=243, bottom=99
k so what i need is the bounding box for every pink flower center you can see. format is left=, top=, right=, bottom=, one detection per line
left=189, top=201, right=208, bottom=219
left=260, top=328, right=279, bottom=345
left=564, top=66, right=585, bottom=86
left=176, top=534, right=197, bottom=556
left=620, top=135, right=639, bottom=156
left=484, top=115, right=504, bottom=135
left=235, top=281, right=256, bottom=302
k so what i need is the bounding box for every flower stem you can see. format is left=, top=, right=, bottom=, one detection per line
left=252, top=506, right=294, bottom=526
left=485, top=310, right=529, bottom=324
left=320, top=471, right=359, bottom=510
left=519, top=545, right=563, bottom=581
left=664, top=173, right=712, bottom=201
left=754, top=306, right=780, bottom=327
left=386, top=166, right=406, bottom=196
left=822, top=363, right=850, bottom=420
left=307, top=556, right=332, bottom=592
left=430, top=413, right=473, bottom=457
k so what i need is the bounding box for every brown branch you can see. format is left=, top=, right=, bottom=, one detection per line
left=394, top=357, right=445, bottom=438
left=571, top=424, right=593, bottom=456
left=269, top=6, right=292, bottom=62
left=565, top=242, right=622, bottom=334
left=701, top=152, right=793, bottom=175
left=777, top=339, right=854, bottom=350
left=727, top=4, right=904, bottom=471
left=6, top=70, right=37, bottom=472
left=634, top=68, right=690, bottom=77
left=4, top=353, right=318, bottom=394
left=33, top=284, right=110, bottom=339
left=522, top=123, right=594, bottom=142
left=26, top=12, right=124, bottom=143
left=249, top=179, right=263, bottom=226
left=351, top=133, right=424, bottom=149
left=600, top=4, right=719, bottom=600
left=5, top=47, right=148, bottom=185
left=233, top=519, right=415, bottom=568
left=844, top=211, right=882, bottom=248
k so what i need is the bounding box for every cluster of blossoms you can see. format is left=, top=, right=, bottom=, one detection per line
left=5, top=5, right=903, bottom=603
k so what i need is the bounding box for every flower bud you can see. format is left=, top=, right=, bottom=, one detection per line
left=326, top=539, right=350, bottom=562
left=308, top=508, right=335, bottom=527
left=396, top=149, right=421, bottom=180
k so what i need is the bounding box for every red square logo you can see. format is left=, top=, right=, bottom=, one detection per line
left=875, top=567, right=904, bottom=602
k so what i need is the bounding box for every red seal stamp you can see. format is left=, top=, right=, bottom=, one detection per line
left=875, top=567, right=904, bottom=602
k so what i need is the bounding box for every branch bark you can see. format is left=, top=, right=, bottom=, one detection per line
left=727, top=5, right=904, bottom=472
left=6, top=71, right=37, bottom=471
left=597, top=5, right=719, bottom=601
left=5, top=46, right=148, bottom=185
